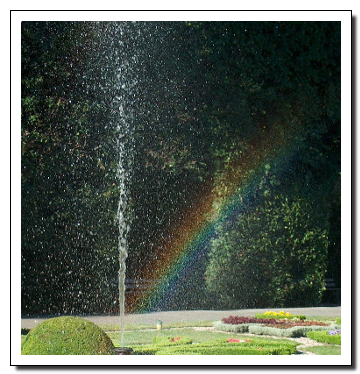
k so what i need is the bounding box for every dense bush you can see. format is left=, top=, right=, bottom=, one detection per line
left=206, top=186, right=329, bottom=309
left=307, top=330, right=341, bottom=345
left=21, top=317, right=115, bottom=355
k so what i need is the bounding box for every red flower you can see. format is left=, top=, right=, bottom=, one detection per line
left=227, top=338, right=241, bottom=343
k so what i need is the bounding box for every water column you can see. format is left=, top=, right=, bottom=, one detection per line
left=116, top=122, right=130, bottom=349
left=113, top=27, right=137, bottom=348
left=95, top=21, right=139, bottom=349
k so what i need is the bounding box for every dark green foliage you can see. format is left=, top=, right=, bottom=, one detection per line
left=21, top=21, right=341, bottom=314
left=21, top=328, right=31, bottom=335
left=21, top=317, right=115, bottom=355
left=206, top=175, right=329, bottom=308
left=198, top=21, right=340, bottom=310
left=21, top=22, right=121, bottom=314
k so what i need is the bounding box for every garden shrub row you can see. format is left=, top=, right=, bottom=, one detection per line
left=214, top=321, right=340, bottom=338
left=130, top=337, right=298, bottom=355
left=248, top=324, right=335, bottom=338
left=213, top=321, right=253, bottom=333
left=222, top=316, right=323, bottom=326
left=155, top=345, right=294, bottom=355
left=307, top=330, right=341, bottom=345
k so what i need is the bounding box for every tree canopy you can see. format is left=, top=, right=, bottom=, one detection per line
left=21, top=21, right=341, bottom=314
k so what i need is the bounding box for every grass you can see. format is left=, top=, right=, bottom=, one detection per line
left=146, top=342, right=297, bottom=355
left=100, top=320, right=214, bottom=332
left=302, top=346, right=341, bottom=355
left=305, top=316, right=341, bottom=323
left=107, top=327, right=296, bottom=347
left=107, top=328, right=298, bottom=355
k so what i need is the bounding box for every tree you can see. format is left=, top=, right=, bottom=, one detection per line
left=21, top=21, right=341, bottom=314
left=21, top=22, right=121, bottom=314
left=205, top=169, right=329, bottom=308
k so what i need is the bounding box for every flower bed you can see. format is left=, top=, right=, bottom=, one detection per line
left=255, top=311, right=306, bottom=320
left=214, top=316, right=337, bottom=338
left=262, top=320, right=328, bottom=329
left=221, top=316, right=327, bottom=328
left=222, top=316, right=278, bottom=325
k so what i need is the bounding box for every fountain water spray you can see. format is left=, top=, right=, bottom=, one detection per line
left=116, top=131, right=129, bottom=349
left=111, top=22, right=145, bottom=352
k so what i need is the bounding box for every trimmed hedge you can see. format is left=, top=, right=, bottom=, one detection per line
left=214, top=321, right=340, bottom=338
left=248, top=324, right=333, bottom=338
left=131, top=338, right=298, bottom=355
left=307, top=330, right=341, bottom=345
left=21, top=316, right=115, bottom=355
left=213, top=321, right=252, bottom=333
left=156, top=345, right=293, bottom=355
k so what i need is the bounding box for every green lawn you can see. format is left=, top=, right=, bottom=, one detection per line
left=107, top=328, right=298, bottom=355
left=302, top=345, right=341, bottom=355
left=107, top=327, right=296, bottom=346
left=100, top=320, right=214, bottom=332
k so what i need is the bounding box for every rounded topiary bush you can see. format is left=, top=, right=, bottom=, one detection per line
left=21, top=316, right=114, bottom=355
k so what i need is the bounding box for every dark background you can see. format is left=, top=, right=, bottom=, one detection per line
left=21, top=21, right=341, bottom=315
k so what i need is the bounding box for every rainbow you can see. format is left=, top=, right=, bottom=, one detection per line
left=129, top=119, right=302, bottom=313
